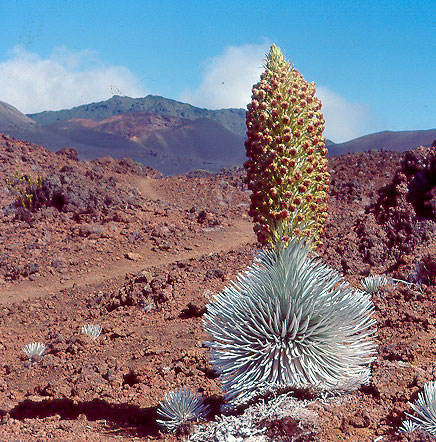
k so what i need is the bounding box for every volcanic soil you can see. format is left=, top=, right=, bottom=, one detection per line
left=1, top=132, right=436, bottom=441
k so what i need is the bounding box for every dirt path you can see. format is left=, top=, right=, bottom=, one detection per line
left=0, top=218, right=255, bottom=305
left=130, top=176, right=163, bottom=201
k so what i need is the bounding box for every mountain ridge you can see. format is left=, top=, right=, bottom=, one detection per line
left=44, top=113, right=246, bottom=175
left=28, top=95, right=247, bottom=138
left=1, top=98, right=248, bottom=175
left=0, top=100, right=37, bottom=127
left=328, top=128, right=436, bottom=156
left=0, top=96, right=434, bottom=175
left=29, top=95, right=436, bottom=154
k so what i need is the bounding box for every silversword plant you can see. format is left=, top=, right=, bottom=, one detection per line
left=23, top=342, right=47, bottom=362
left=398, top=419, right=419, bottom=433
left=361, top=274, right=393, bottom=294
left=401, top=380, right=436, bottom=435
left=157, top=388, right=209, bottom=432
left=81, top=324, right=102, bottom=340
left=204, top=237, right=376, bottom=406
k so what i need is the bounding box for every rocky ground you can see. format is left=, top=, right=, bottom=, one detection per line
left=1, top=132, right=436, bottom=441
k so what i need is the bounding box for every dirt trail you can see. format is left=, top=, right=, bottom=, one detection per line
left=1, top=174, right=255, bottom=303
left=130, top=176, right=163, bottom=201
left=0, top=219, right=255, bottom=306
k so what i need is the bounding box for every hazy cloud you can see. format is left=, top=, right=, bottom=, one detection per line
left=180, top=43, right=376, bottom=142
left=317, top=86, right=375, bottom=142
left=0, top=45, right=147, bottom=113
left=179, top=42, right=270, bottom=109
left=0, top=44, right=377, bottom=141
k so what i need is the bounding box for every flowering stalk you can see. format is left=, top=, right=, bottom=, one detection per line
left=244, top=44, right=329, bottom=249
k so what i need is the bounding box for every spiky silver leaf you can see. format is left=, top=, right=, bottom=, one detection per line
left=23, top=342, right=47, bottom=361
left=157, top=388, right=209, bottom=432
left=81, top=324, right=102, bottom=340
left=204, top=237, right=376, bottom=406
left=361, top=274, right=392, bottom=294
left=405, top=381, right=436, bottom=435
left=398, top=419, right=419, bottom=433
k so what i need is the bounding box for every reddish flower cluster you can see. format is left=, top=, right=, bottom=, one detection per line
left=244, top=44, right=329, bottom=249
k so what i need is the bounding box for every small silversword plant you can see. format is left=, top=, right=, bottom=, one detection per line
left=361, top=274, right=392, bottom=294
left=157, top=388, right=209, bottom=432
left=23, top=342, right=47, bottom=362
left=398, top=419, right=419, bottom=433
left=204, top=237, right=376, bottom=406
left=401, top=381, right=436, bottom=435
left=81, top=324, right=102, bottom=340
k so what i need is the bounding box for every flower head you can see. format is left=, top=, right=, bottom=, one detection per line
left=244, top=44, right=329, bottom=249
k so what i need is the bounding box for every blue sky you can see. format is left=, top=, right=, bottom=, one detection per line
left=0, top=0, right=435, bottom=142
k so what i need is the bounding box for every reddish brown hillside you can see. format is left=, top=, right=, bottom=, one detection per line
left=46, top=113, right=246, bottom=175
left=1, top=133, right=436, bottom=441
left=53, top=113, right=186, bottom=143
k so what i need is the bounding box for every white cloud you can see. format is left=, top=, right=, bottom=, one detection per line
left=179, top=42, right=270, bottom=109
left=180, top=43, right=376, bottom=142
left=317, top=86, right=375, bottom=142
left=0, top=43, right=377, bottom=141
left=0, top=45, right=147, bottom=114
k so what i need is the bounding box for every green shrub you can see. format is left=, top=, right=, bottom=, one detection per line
left=6, top=171, right=44, bottom=212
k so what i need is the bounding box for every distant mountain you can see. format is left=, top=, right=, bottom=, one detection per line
left=138, top=117, right=245, bottom=174
left=0, top=99, right=155, bottom=164
left=45, top=112, right=246, bottom=175
left=0, top=100, right=37, bottom=127
left=0, top=100, right=99, bottom=153
left=55, top=113, right=187, bottom=141
left=2, top=96, right=436, bottom=176
left=0, top=97, right=247, bottom=174
left=28, top=95, right=247, bottom=138
left=328, top=129, right=436, bottom=156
